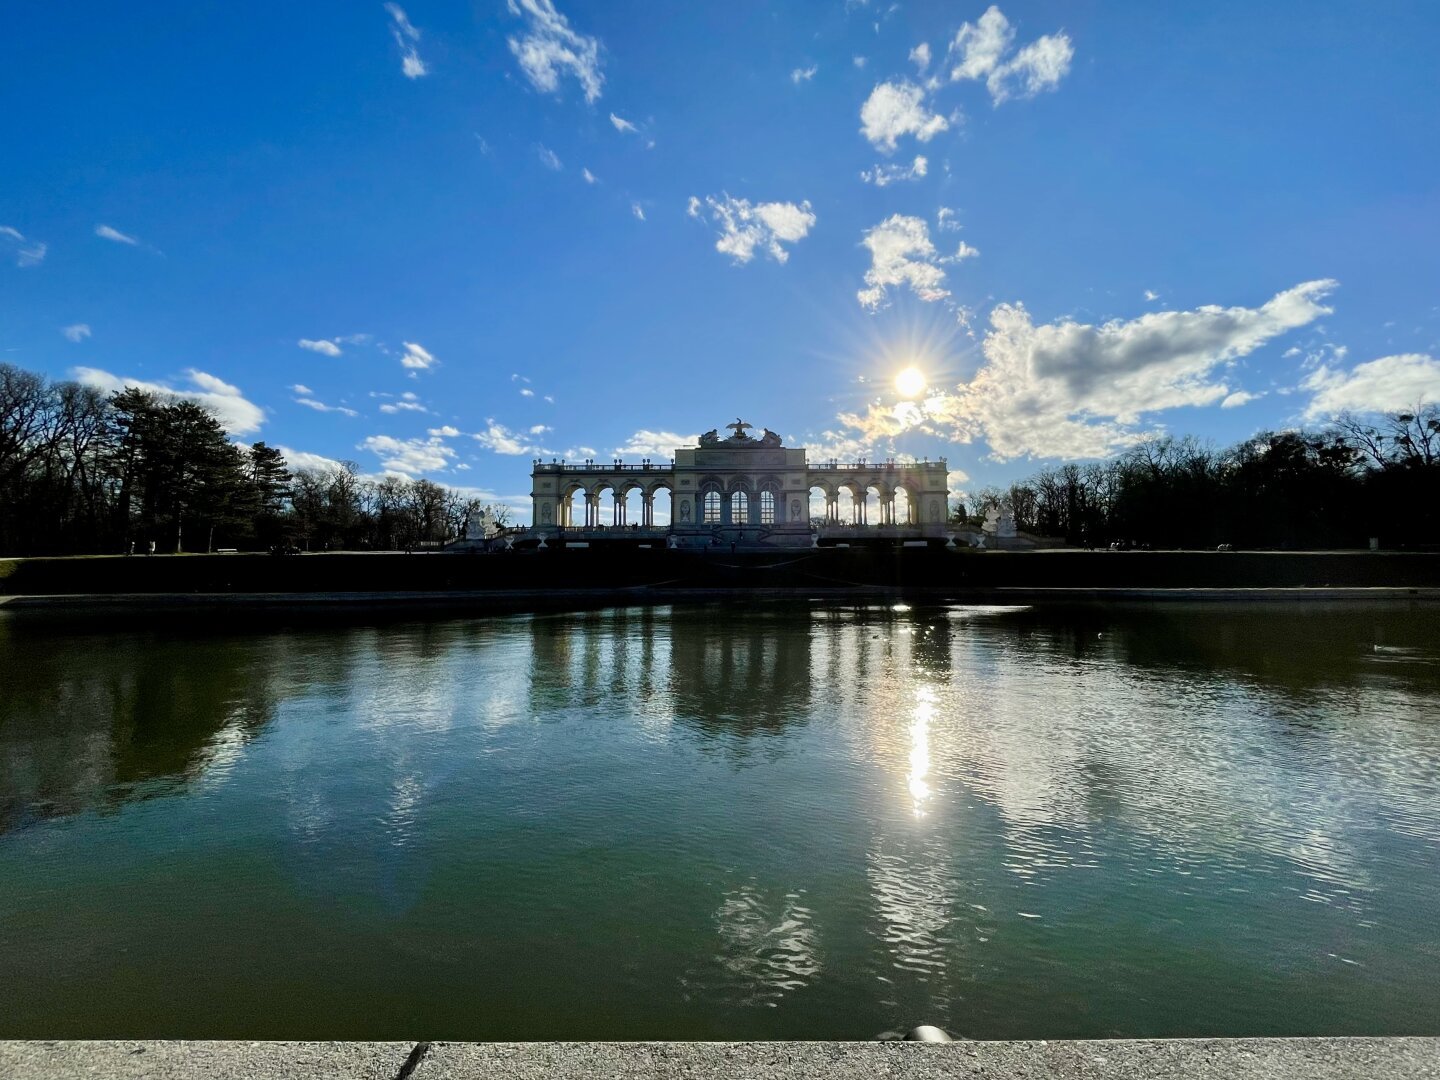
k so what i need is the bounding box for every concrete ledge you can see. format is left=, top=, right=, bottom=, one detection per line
left=0, top=1041, right=415, bottom=1079
left=1, top=1039, right=1435, bottom=1080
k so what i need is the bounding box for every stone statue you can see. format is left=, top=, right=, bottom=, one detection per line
left=760, top=428, right=782, bottom=447
left=698, top=429, right=721, bottom=447
left=680, top=500, right=691, bottom=521
left=726, top=418, right=753, bottom=440
left=541, top=503, right=552, bottom=523
left=790, top=499, right=801, bottom=521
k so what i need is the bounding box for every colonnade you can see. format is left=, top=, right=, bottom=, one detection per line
left=559, top=488, right=666, bottom=528
left=813, top=488, right=917, bottom=526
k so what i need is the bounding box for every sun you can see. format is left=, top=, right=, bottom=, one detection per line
left=895, top=366, right=927, bottom=399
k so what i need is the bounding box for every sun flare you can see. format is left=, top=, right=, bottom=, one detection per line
left=895, top=366, right=927, bottom=399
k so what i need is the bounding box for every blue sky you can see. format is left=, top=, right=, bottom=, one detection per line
left=4, top=1, right=1439, bottom=518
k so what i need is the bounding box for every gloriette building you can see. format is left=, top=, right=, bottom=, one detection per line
left=528, top=419, right=950, bottom=547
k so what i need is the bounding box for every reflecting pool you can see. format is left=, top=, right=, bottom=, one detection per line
left=1, top=602, right=1438, bottom=1039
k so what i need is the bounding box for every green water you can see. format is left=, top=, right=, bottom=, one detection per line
left=1, top=602, right=1437, bottom=1040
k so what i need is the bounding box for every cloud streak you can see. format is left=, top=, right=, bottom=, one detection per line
left=2, top=225, right=47, bottom=267
left=73, top=366, right=266, bottom=435
left=94, top=224, right=140, bottom=246
left=507, top=0, right=604, bottom=103
left=385, top=3, right=429, bottom=78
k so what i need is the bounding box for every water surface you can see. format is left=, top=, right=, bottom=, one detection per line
left=1, top=602, right=1438, bottom=1039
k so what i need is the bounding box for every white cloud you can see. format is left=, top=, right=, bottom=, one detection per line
left=1220, top=390, right=1261, bottom=409
left=791, top=65, right=818, bottom=84
left=990, top=33, right=1074, bottom=104
left=72, top=366, right=266, bottom=435
left=507, top=0, right=603, bottom=103
left=612, top=430, right=699, bottom=458
left=520, top=388, right=535, bottom=397
left=298, top=338, right=343, bottom=357
left=582, top=167, right=599, bottom=184
left=1302, top=353, right=1440, bottom=418
left=379, top=399, right=428, bottom=414
left=2, top=225, right=46, bottom=267
left=947, top=468, right=970, bottom=488
left=361, top=433, right=456, bottom=475
left=94, top=224, right=139, bottom=246
left=62, top=323, right=92, bottom=343
left=543, top=394, right=555, bottom=404
left=537, top=144, right=563, bottom=171
left=857, top=215, right=951, bottom=310
left=1144, top=289, right=1160, bottom=302
left=529, top=424, right=550, bottom=435
left=277, top=446, right=347, bottom=474
left=861, top=155, right=928, bottom=187
left=429, top=425, right=461, bottom=437
left=400, top=342, right=437, bottom=370
left=947, top=6, right=1072, bottom=104
left=802, top=430, right=873, bottom=462
left=292, top=383, right=313, bottom=395
left=473, top=420, right=548, bottom=456
left=936, top=207, right=962, bottom=232
left=631, top=202, right=646, bottom=221
left=690, top=194, right=816, bottom=265
left=948, top=6, right=1013, bottom=81
left=609, top=112, right=637, bottom=133
left=859, top=80, right=949, bottom=152
left=909, top=42, right=931, bottom=72
left=853, top=56, right=868, bottom=69
left=952, top=240, right=980, bottom=260
left=841, top=280, right=1337, bottom=460
left=385, top=3, right=429, bottom=79
left=1283, top=346, right=1302, bottom=358
left=296, top=396, right=359, bottom=417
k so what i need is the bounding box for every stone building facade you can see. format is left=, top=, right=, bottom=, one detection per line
left=528, top=419, right=950, bottom=547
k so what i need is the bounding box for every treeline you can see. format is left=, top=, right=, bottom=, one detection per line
left=0, top=362, right=505, bottom=555
left=962, top=410, right=1440, bottom=549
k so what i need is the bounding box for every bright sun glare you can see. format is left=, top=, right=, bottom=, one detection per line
left=895, top=366, right=927, bottom=399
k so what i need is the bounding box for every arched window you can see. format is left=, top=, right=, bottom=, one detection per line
left=759, top=490, right=775, bottom=525
left=731, top=490, right=749, bottom=524
left=702, top=489, right=722, bottom=524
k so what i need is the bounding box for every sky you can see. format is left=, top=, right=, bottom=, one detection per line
left=4, top=1, right=1439, bottom=520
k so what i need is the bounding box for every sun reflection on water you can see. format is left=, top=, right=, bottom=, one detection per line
left=908, top=686, right=936, bottom=818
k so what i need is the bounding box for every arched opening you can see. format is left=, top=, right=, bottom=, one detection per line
left=864, top=484, right=883, bottom=526
left=759, top=490, right=775, bottom=525
left=809, top=485, right=831, bottom=526
left=563, top=485, right=586, bottom=528
left=622, top=484, right=644, bottom=528
left=650, top=484, right=673, bottom=527
left=837, top=487, right=857, bottom=524
left=894, top=486, right=913, bottom=526
left=730, top=490, right=749, bottom=525
left=592, top=481, right=617, bottom=527
left=702, top=487, right=723, bottom=524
